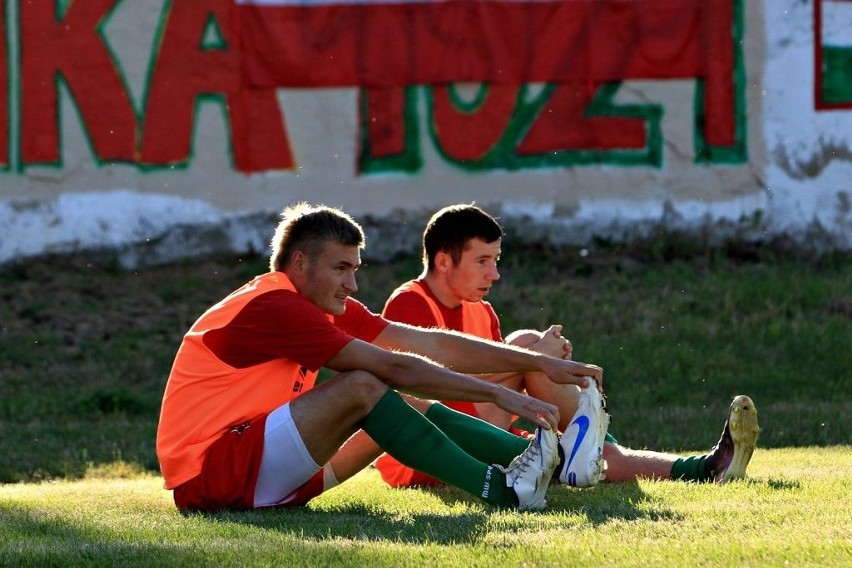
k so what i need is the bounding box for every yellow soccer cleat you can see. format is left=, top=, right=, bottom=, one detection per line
left=707, top=395, right=761, bottom=483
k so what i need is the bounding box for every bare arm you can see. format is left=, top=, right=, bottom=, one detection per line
left=372, top=321, right=603, bottom=388
left=470, top=324, right=574, bottom=384
left=325, top=338, right=562, bottom=429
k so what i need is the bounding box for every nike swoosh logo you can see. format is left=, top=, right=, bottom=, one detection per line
left=565, top=415, right=590, bottom=470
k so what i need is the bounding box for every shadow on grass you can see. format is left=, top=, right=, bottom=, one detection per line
left=0, top=505, right=214, bottom=566
left=187, top=504, right=488, bottom=545
left=0, top=478, right=804, bottom=563
left=2, top=502, right=482, bottom=564
left=547, top=480, right=683, bottom=525
left=186, top=480, right=681, bottom=545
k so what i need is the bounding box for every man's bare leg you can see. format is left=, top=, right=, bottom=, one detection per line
left=289, top=370, right=390, bottom=467
left=328, top=395, right=435, bottom=483
left=602, top=443, right=678, bottom=482
left=522, top=372, right=581, bottom=432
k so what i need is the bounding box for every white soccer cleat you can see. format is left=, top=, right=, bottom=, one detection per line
left=501, top=426, right=559, bottom=511
left=557, top=377, right=610, bottom=487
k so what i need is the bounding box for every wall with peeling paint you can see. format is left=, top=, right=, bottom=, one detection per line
left=762, top=0, right=852, bottom=248
left=0, top=0, right=849, bottom=268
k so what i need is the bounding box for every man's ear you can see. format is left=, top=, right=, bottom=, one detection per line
left=291, top=250, right=307, bottom=274
left=435, top=251, right=451, bottom=272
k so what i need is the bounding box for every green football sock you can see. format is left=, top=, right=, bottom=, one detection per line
left=670, top=455, right=712, bottom=482
left=424, top=403, right=529, bottom=466
left=362, top=390, right=517, bottom=507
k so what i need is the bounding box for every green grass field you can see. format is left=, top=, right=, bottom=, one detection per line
left=1, top=448, right=849, bottom=567
left=0, top=243, right=850, bottom=565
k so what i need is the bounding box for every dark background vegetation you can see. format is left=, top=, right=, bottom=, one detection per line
left=1, top=233, right=849, bottom=483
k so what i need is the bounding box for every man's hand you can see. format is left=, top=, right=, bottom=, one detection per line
left=539, top=356, right=604, bottom=391
left=531, top=324, right=573, bottom=360
left=493, top=386, right=561, bottom=431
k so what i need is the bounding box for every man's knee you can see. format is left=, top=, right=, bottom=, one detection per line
left=335, top=370, right=389, bottom=410
left=505, top=329, right=540, bottom=348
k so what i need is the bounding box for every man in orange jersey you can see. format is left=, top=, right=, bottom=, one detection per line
left=156, top=202, right=606, bottom=512
left=373, top=204, right=760, bottom=488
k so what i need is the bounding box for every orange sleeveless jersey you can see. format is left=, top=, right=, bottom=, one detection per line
left=157, top=272, right=327, bottom=489
left=402, top=280, right=495, bottom=338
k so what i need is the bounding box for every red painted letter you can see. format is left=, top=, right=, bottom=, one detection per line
left=19, top=0, right=136, bottom=164
left=141, top=0, right=293, bottom=172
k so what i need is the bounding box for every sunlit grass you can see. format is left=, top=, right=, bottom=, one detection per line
left=1, top=448, right=850, bottom=567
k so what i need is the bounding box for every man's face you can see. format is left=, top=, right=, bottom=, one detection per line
left=298, top=241, right=360, bottom=316
left=443, top=237, right=501, bottom=305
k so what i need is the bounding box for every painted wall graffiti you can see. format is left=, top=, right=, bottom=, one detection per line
left=242, top=0, right=749, bottom=172
left=1, top=0, right=746, bottom=175
left=6, top=0, right=292, bottom=173
left=1, top=0, right=850, bottom=268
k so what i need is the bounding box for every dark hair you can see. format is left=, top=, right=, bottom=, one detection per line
left=269, top=203, right=365, bottom=271
left=422, top=204, right=503, bottom=270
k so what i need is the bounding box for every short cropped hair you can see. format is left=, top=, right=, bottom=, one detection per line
left=422, top=204, right=504, bottom=271
left=269, top=203, right=365, bottom=272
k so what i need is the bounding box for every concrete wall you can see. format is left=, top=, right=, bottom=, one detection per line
left=0, top=0, right=849, bottom=268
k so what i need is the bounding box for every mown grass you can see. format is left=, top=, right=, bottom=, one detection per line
left=0, top=244, right=850, bottom=482
left=1, top=448, right=850, bottom=567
